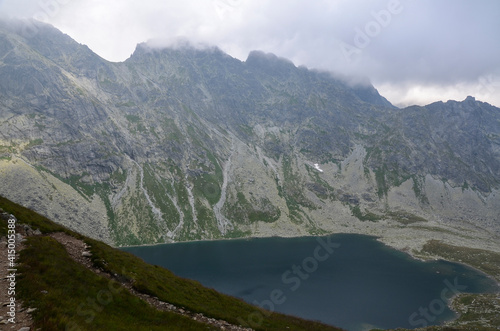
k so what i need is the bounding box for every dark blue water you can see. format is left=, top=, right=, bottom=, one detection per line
left=122, top=234, right=499, bottom=331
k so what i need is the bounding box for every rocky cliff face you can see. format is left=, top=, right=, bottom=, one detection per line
left=0, top=20, right=499, bottom=250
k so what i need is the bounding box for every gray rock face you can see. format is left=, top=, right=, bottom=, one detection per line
left=0, top=20, right=499, bottom=249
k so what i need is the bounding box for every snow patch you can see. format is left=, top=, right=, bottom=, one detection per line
left=313, top=163, right=324, bottom=172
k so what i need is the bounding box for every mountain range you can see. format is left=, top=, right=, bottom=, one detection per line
left=0, top=19, right=499, bottom=252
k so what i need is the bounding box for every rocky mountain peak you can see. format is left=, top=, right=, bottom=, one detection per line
left=0, top=22, right=499, bottom=247
left=127, top=39, right=230, bottom=63
left=245, top=50, right=295, bottom=68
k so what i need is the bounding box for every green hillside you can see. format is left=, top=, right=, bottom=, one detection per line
left=0, top=195, right=342, bottom=330
left=2, top=195, right=499, bottom=330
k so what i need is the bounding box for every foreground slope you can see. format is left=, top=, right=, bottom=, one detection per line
left=2, top=196, right=500, bottom=330
left=0, top=20, right=499, bottom=251
left=0, top=195, right=342, bottom=330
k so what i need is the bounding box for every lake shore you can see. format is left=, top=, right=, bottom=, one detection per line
left=122, top=233, right=499, bottom=331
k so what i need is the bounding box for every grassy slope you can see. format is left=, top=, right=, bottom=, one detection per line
left=418, top=240, right=500, bottom=330
left=18, top=236, right=212, bottom=330
left=420, top=240, right=500, bottom=282
left=0, top=196, right=341, bottom=331
left=3, top=195, right=499, bottom=331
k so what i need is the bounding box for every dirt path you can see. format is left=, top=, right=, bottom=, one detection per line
left=0, top=208, right=251, bottom=331
left=49, top=232, right=252, bottom=331
left=0, top=212, right=34, bottom=331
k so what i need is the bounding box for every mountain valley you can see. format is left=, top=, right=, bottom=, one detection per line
left=0, top=19, right=498, bottom=257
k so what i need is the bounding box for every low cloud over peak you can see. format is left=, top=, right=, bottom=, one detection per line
left=1, top=0, right=499, bottom=107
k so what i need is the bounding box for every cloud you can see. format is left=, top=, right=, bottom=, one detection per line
left=0, top=0, right=40, bottom=18
left=1, top=0, right=499, bottom=107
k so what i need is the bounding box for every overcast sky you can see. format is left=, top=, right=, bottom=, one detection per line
left=1, top=0, right=499, bottom=107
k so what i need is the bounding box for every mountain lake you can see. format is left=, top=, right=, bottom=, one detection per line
left=122, top=234, right=499, bottom=331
